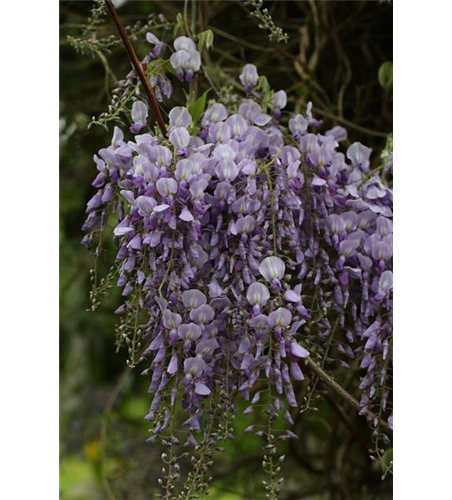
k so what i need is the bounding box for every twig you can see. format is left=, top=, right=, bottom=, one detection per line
left=105, top=0, right=168, bottom=138
left=305, top=357, right=391, bottom=433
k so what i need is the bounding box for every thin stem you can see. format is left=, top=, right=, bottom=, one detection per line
left=105, top=0, right=168, bottom=138
left=191, top=0, right=197, bottom=36
left=358, top=163, right=385, bottom=188
left=262, top=305, right=278, bottom=499
left=158, top=237, right=176, bottom=299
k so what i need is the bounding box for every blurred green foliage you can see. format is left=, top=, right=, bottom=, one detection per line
left=60, top=1, right=393, bottom=499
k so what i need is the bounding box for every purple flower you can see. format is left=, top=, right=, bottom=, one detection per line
left=175, top=159, right=194, bottom=182
left=259, top=256, right=285, bottom=282
left=239, top=100, right=271, bottom=126
left=215, top=159, right=239, bottom=182
left=246, top=282, right=270, bottom=307
left=170, top=50, right=190, bottom=81
left=376, top=216, right=393, bottom=237
left=235, top=215, right=256, bottom=234
left=202, top=104, right=228, bottom=127
left=133, top=155, right=158, bottom=182
left=290, top=362, right=305, bottom=381
left=156, top=177, right=178, bottom=197
left=289, top=114, right=308, bottom=139
left=239, top=64, right=259, bottom=93
left=306, top=102, right=323, bottom=127
left=163, top=310, right=182, bottom=330
left=213, top=144, right=237, bottom=162
left=184, top=51, right=201, bottom=82
left=341, top=211, right=358, bottom=232
left=249, top=314, right=269, bottom=330
left=150, top=145, right=172, bottom=167
left=371, top=241, right=392, bottom=261
left=326, top=126, right=347, bottom=142
left=378, top=270, right=393, bottom=296
left=347, top=142, right=372, bottom=172
left=169, top=107, right=193, bottom=129
left=190, top=304, right=215, bottom=324
left=291, top=342, right=309, bottom=359
left=146, top=32, right=165, bottom=57
left=130, top=101, right=148, bottom=134
left=136, top=196, right=157, bottom=217
left=195, top=382, right=211, bottom=396
left=273, top=90, right=287, bottom=120
left=189, top=178, right=209, bottom=201
left=182, top=289, right=207, bottom=309
left=284, top=286, right=302, bottom=303
left=226, top=114, right=248, bottom=137
left=113, top=222, right=133, bottom=237
left=178, top=323, right=203, bottom=340
left=268, top=308, right=292, bottom=327
left=169, top=127, right=190, bottom=150
left=299, top=133, right=318, bottom=154
left=167, top=353, right=179, bottom=374
left=179, top=207, right=194, bottom=222
left=209, top=122, right=232, bottom=143
left=196, top=338, right=219, bottom=356
left=183, top=355, right=207, bottom=376
left=326, top=214, right=346, bottom=236
left=174, top=36, right=196, bottom=51
left=339, top=239, right=360, bottom=258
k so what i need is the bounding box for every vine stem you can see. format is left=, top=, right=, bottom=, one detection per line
left=304, top=357, right=391, bottom=433
left=105, top=0, right=168, bottom=138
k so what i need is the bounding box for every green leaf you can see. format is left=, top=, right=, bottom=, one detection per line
left=147, top=58, right=173, bottom=76
left=197, top=29, right=214, bottom=51
left=378, top=61, right=393, bottom=88
left=257, top=76, right=272, bottom=113
left=174, top=13, right=185, bottom=37
left=188, top=89, right=210, bottom=126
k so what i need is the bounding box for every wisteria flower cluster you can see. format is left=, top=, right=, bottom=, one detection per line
left=84, top=46, right=393, bottom=496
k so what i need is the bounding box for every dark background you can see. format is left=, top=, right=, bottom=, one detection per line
left=60, top=1, right=393, bottom=498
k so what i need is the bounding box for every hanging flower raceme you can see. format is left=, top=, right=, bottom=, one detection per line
left=83, top=45, right=393, bottom=497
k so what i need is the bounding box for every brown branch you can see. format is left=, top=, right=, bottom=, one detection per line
left=305, top=357, right=391, bottom=433
left=105, top=0, right=168, bottom=138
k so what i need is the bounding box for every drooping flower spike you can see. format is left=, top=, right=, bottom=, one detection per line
left=84, top=48, right=393, bottom=497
